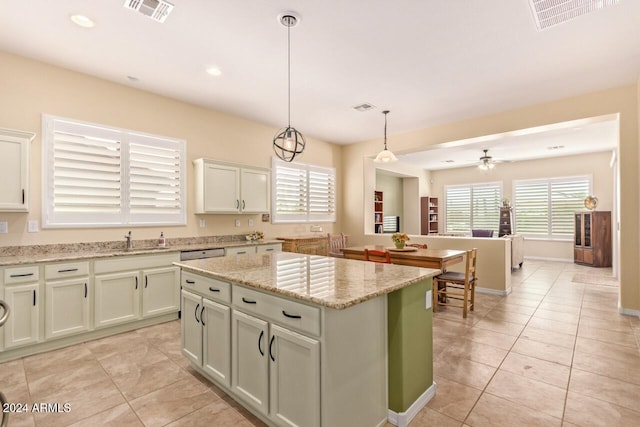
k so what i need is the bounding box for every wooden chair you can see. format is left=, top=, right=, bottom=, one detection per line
left=433, top=248, right=477, bottom=318
left=407, top=243, right=428, bottom=249
left=364, top=249, right=391, bottom=264
left=327, top=233, right=347, bottom=258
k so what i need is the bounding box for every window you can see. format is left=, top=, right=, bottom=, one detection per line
left=42, top=115, right=186, bottom=228
left=514, top=176, right=590, bottom=238
left=445, top=182, right=501, bottom=233
left=271, top=158, right=336, bottom=223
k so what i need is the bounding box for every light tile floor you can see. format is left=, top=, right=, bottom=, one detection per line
left=1, top=260, right=638, bottom=426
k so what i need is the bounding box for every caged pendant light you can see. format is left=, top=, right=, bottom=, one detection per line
left=273, top=12, right=305, bottom=162
left=374, top=110, right=398, bottom=163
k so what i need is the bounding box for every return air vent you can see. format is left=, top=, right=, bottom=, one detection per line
left=124, top=0, right=174, bottom=23
left=353, top=103, right=376, bottom=112
left=528, top=0, right=620, bottom=31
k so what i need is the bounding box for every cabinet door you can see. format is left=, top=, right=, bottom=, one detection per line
left=45, top=278, right=90, bottom=339
left=241, top=168, right=270, bottom=213
left=269, top=324, right=320, bottom=427
left=204, top=163, right=240, bottom=212
left=203, top=298, right=231, bottom=387
left=181, top=290, right=203, bottom=366
left=3, top=283, right=39, bottom=348
left=231, top=310, right=269, bottom=416
left=94, top=271, right=140, bottom=328
left=0, top=133, right=30, bottom=211
left=142, top=266, right=180, bottom=318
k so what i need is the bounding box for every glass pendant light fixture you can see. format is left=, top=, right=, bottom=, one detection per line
left=273, top=12, right=305, bottom=162
left=374, top=110, right=398, bottom=163
left=478, top=149, right=495, bottom=171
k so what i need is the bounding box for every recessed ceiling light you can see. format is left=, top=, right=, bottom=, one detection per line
left=126, top=75, right=140, bottom=82
left=353, top=103, right=376, bottom=112
left=206, top=66, right=222, bottom=77
left=442, top=160, right=455, bottom=163
left=70, top=14, right=95, bottom=28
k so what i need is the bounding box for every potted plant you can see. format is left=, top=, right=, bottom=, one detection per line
left=391, top=232, right=410, bottom=249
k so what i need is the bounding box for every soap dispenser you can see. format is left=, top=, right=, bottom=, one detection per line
left=158, top=232, right=166, bottom=247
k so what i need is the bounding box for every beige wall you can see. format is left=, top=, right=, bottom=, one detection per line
left=430, top=151, right=614, bottom=261
left=0, top=51, right=342, bottom=246
left=344, top=85, right=639, bottom=313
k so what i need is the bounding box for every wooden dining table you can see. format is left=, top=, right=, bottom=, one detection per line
left=342, top=245, right=466, bottom=272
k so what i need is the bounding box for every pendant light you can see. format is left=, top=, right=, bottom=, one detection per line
left=374, top=110, right=398, bottom=163
left=478, top=149, right=495, bottom=171
left=273, top=12, right=305, bottom=162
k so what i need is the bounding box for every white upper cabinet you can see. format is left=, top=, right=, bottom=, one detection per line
left=0, top=128, right=35, bottom=211
left=194, top=159, right=270, bottom=214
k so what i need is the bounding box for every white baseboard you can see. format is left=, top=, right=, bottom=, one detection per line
left=476, top=286, right=511, bottom=296
left=523, top=256, right=573, bottom=263
left=618, top=306, right=640, bottom=317
left=387, top=382, right=437, bottom=427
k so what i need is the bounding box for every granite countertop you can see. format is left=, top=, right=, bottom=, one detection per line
left=176, top=252, right=440, bottom=309
left=0, top=239, right=282, bottom=267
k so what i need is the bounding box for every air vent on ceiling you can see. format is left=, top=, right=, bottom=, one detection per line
left=124, top=0, right=174, bottom=23
left=353, top=103, right=376, bottom=112
left=528, top=0, right=620, bottom=31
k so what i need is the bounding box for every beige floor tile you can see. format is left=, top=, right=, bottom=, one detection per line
left=483, top=308, right=531, bottom=325
left=1, top=412, right=36, bottom=427
left=579, top=316, right=634, bottom=333
left=502, top=296, right=542, bottom=308
left=27, top=359, right=111, bottom=399
left=569, top=368, right=640, bottom=412
left=511, top=337, right=574, bottom=366
left=84, top=330, right=147, bottom=359
left=572, top=351, right=640, bottom=386
left=68, top=403, right=143, bottom=427
left=492, top=302, right=537, bottom=316
left=165, top=399, right=255, bottom=427
left=532, top=308, right=580, bottom=324
left=23, top=344, right=95, bottom=382
left=580, top=306, right=629, bottom=322
left=537, top=301, right=582, bottom=315
left=105, top=357, right=189, bottom=400
left=499, top=352, right=570, bottom=388
left=564, top=391, right=640, bottom=427
left=485, top=370, right=566, bottom=419
left=574, top=336, right=640, bottom=363
left=542, top=296, right=583, bottom=308
left=466, top=393, right=562, bottom=427
left=32, top=377, right=126, bottom=427
left=129, top=376, right=216, bottom=427
left=410, top=406, right=463, bottom=427
left=439, top=338, right=508, bottom=368
left=474, top=318, right=525, bottom=337
left=520, top=325, right=576, bottom=349
left=433, top=355, right=497, bottom=390
left=427, top=376, right=482, bottom=422
left=463, top=328, right=518, bottom=351
left=577, top=324, right=637, bottom=348
left=527, top=316, right=579, bottom=335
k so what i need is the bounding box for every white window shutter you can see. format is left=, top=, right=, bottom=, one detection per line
left=445, top=186, right=471, bottom=233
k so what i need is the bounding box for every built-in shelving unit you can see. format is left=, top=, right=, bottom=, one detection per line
left=499, top=207, right=513, bottom=237
left=420, top=197, right=438, bottom=235
left=374, top=191, right=383, bottom=234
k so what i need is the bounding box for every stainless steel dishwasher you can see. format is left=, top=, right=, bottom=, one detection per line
left=178, top=248, right=225, bottom=317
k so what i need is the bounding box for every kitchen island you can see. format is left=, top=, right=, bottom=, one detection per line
left=176, top=251, right=440, bottom=427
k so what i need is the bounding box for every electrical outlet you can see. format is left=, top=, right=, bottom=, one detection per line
left=248, top=219, right=254, bottom=227
left=28, top=220, right=39, bottom=233
left=199, top=219, right=205, bottom=228
left=0, top=221, right=7, bottom=234
left=425, top=290, right=432, bottom=310
left=235, top=219, right=241, bottom=227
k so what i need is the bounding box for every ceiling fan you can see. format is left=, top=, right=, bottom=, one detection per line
left=478, top=149, right=496, bottom=171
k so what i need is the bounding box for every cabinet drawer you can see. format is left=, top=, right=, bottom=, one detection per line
left=45, top=261, right=90, bottom=280
left=226, top=246, right=256, bottom=256
left=4, top=265, right=39, bottom=284
left=233, top=285, right=320, bottom=337
left=95, top=252, right=179, bottom=274
left=182, top=271, right=231, bottom=304
left=256, top=243, right=281, bottom=254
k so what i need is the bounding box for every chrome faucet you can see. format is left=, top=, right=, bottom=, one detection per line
left=124, top=231, right=132, bottom=249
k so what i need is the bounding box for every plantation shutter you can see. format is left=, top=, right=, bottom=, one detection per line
left=445, top=186, right=471, bottom=233
left=551, top=178, right=589, bottom=236
left=514, top=180, right=549, bottom=235
left=472, top=183, right=501, bottom=232
left=308, top=165, right=336, bottom=222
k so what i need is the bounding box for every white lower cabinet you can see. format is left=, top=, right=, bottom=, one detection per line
left=269, top=324, right=320, bottom=427
left=181, top=289, right=231, bottom=388
left=45, top=278, right=90, bottom=339
left=94, top=271, right=140, bottom=328
left=3, top=283, right=39, bottom=349
left=142, top=266, right=180, bottom=318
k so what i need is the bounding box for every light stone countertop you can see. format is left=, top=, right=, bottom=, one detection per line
left=176, top=252, right=440, bottom=309
left=0, top=239, right=282, bottom=267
